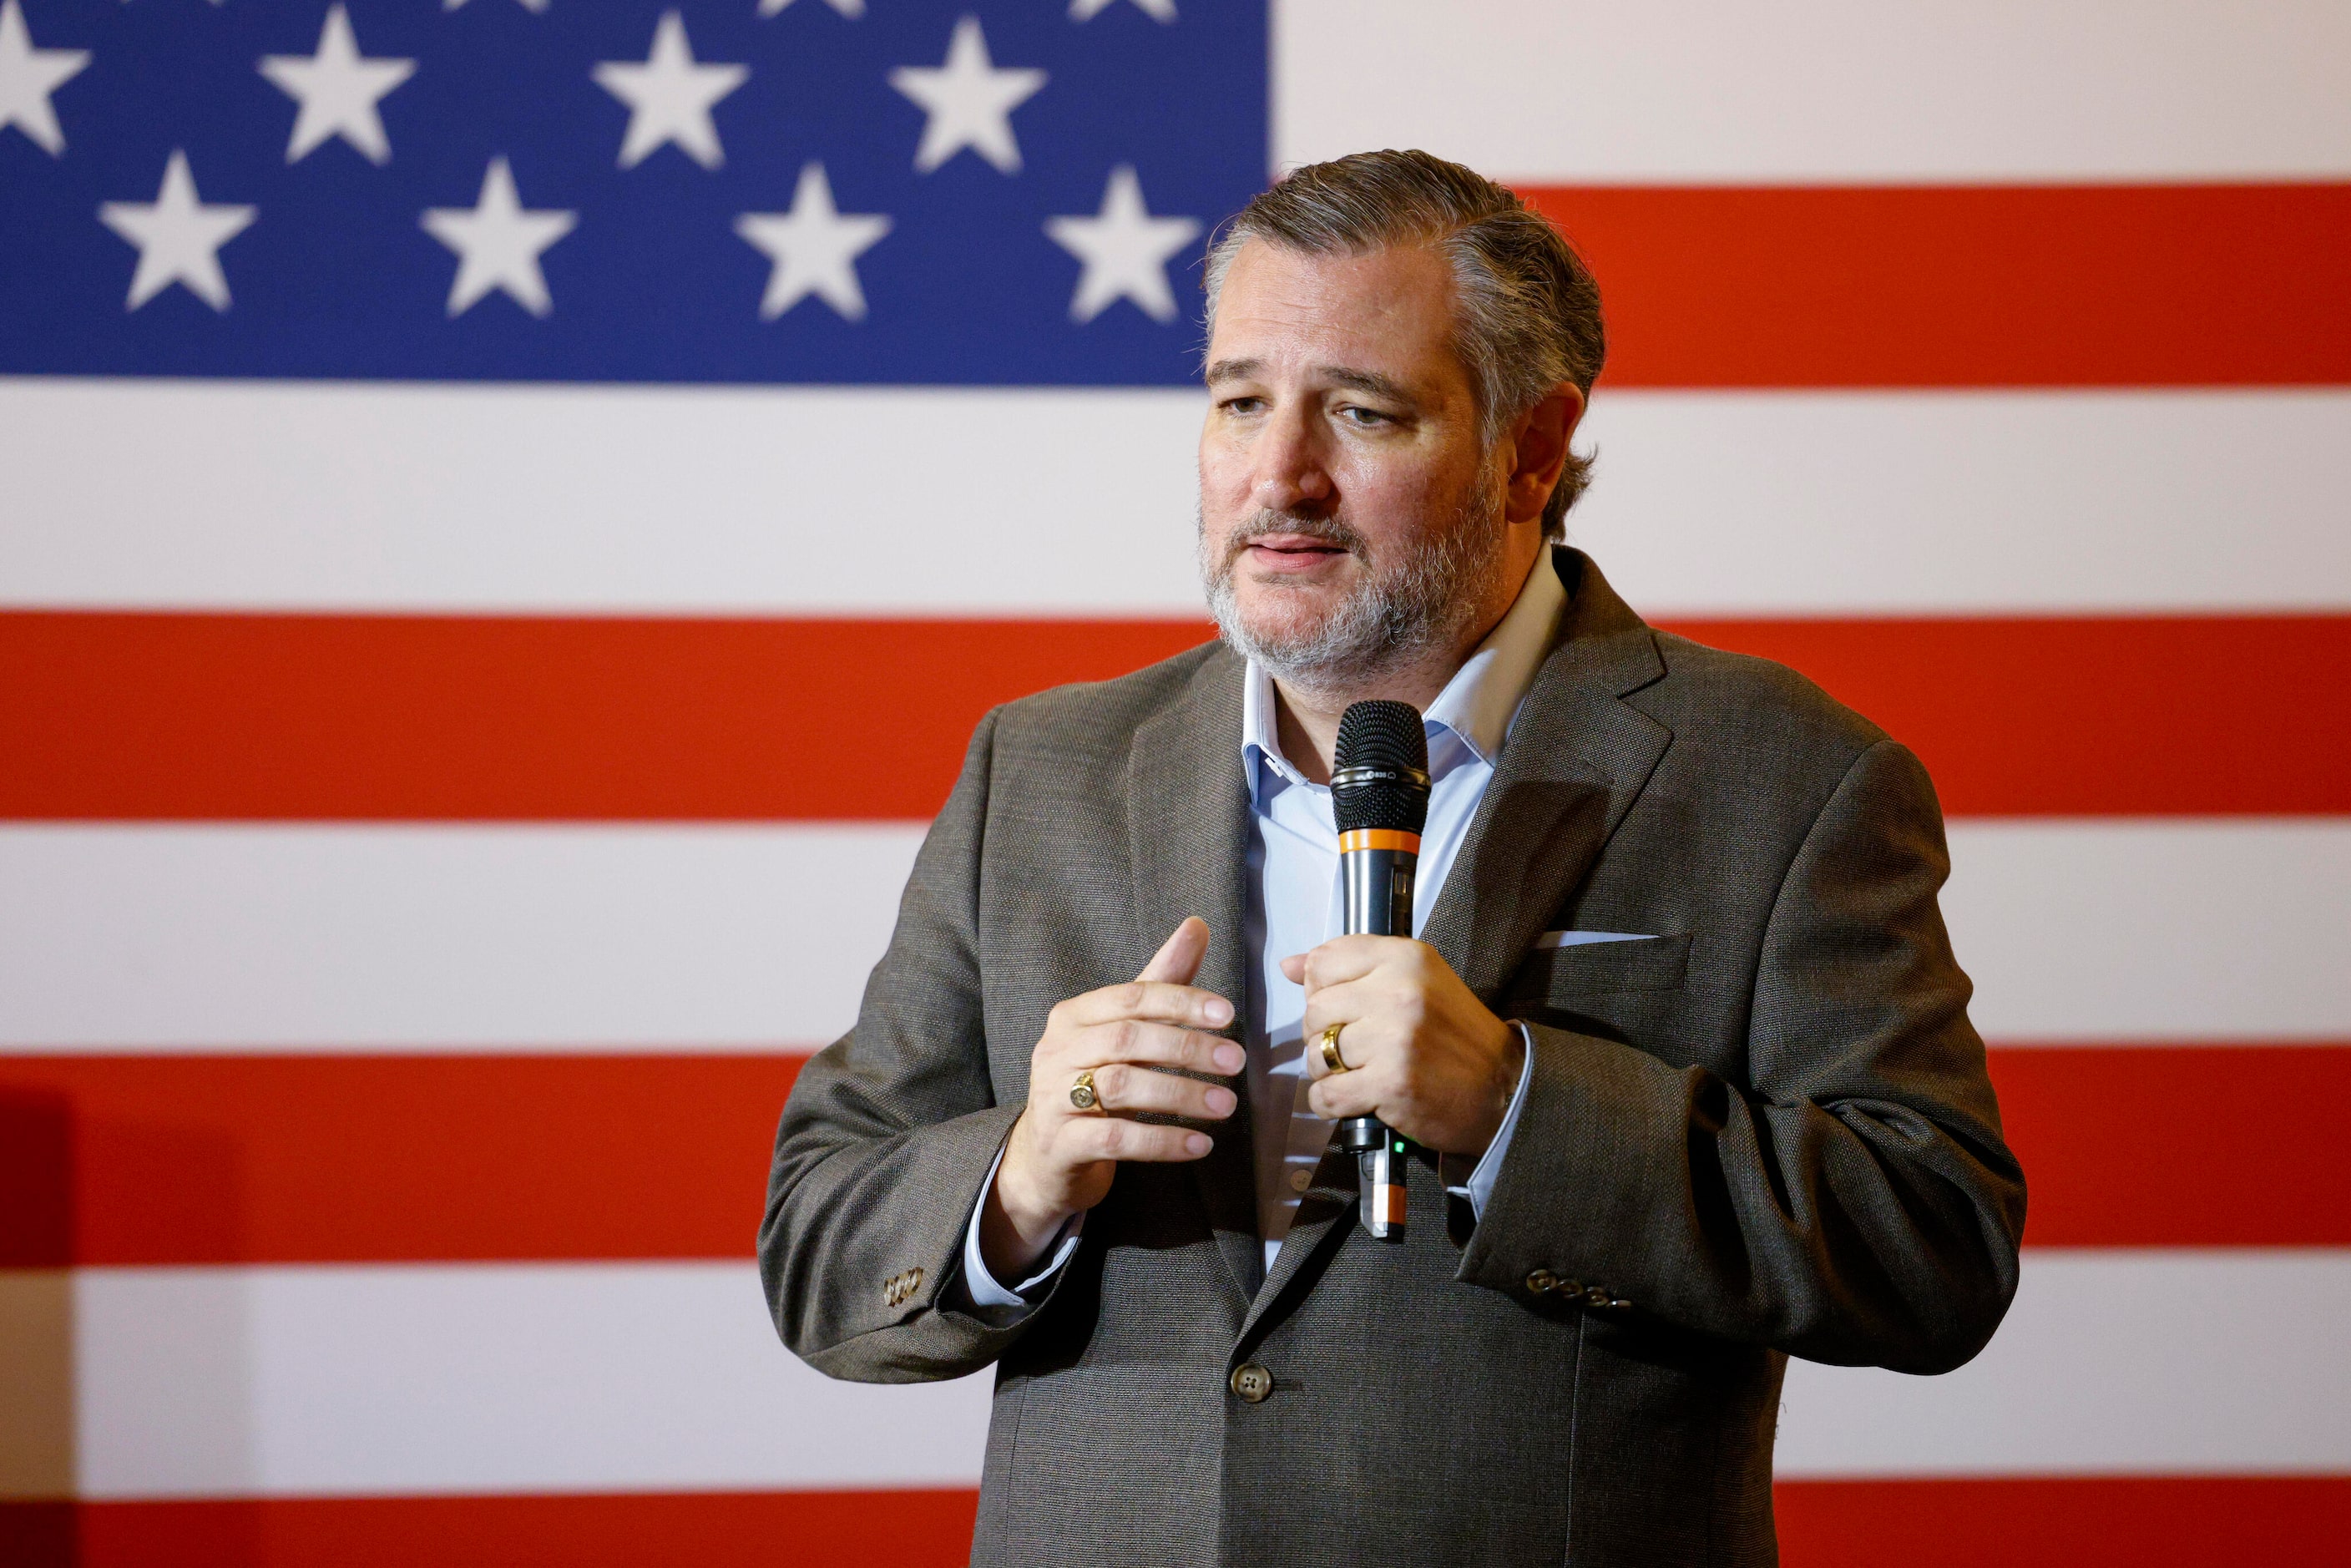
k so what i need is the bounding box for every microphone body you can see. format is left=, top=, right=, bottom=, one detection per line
left=1339, top=828, right=1417, bottom=941
left=1330, top=701, right=1433, bottom=1242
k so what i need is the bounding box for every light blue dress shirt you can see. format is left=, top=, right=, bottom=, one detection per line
left=962, top=550, right=1565, bottom=1309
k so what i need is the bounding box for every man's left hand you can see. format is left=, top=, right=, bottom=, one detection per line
left=1287, top=936, right=1524, bottom=1157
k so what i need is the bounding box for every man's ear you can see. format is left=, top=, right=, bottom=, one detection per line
left=1502, top=383, right=1586, bottom=527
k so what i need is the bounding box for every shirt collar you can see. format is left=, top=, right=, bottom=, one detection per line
left=1423, top=544, right=1567, bottom=764
left=1241, top=547, right=1566, bottom=806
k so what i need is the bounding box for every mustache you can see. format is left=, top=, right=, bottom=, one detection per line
left=1217, top=510, right=1369, bottom=563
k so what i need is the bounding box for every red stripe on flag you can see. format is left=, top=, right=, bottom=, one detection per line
left=0, top=610, right=1211, bottom=823
left=1987, top=1044, right=2351, bottom=1249
left=1775, top=1475, right=2351, bottom=1566
left=2, top=1478, right=2343, bottom=1567
left=1518, top=184, right=2351, bottom=387
left=0, top=1054, right=805, bottom=1267
left=5, top=611, right=2343, bottom=821
left=0, top=1490, right=978, bottom=1568
left=3, top=1044, right=2343, bottom=1267
left=1669, top=614, right=2351, bottom=817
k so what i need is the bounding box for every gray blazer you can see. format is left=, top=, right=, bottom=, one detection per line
left=761, top=549, right=2025, bottom=1567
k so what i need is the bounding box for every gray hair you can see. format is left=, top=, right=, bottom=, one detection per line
left=1202, top=149, right=1606, bottom=537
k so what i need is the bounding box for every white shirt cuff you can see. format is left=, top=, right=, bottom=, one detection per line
left=1458, top=1022, right=1537, bottom=1222
left=959, top=1141, right=1084, bottom=1312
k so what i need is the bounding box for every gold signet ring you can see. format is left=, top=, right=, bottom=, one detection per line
left=1069, top=1069, right=1101, bottom=1111
left=1317, top=1023, right=1349, bottom=1075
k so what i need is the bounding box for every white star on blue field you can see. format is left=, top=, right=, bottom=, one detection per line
left=0, top=0, right=1267, bottom=384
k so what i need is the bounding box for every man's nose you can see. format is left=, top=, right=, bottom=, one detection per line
left=1251, top=411, right=1335, bottom=513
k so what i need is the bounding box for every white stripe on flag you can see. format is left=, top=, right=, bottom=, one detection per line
left=4, top=381, right=2348, bottom=615
left=1943, top=820, right=2351, bottom=1044
left=0, top=824, right=923, bottom=1051
left=1575, top=391, right=2351, bottom=616
left=1777, top=1249, right=2351, bottom=1476
left=17, top=1262, right=991, bottom=1500
left=0, top=822, right=2342, bottom=1051
left=1274, top=0, right=2351, bottom=181
left=5, top=1251, right=2343, bottom=1500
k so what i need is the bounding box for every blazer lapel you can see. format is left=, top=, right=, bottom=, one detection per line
left=1418, top=550, right=1673, bottom=1004
left=1240, top=1153, right=1356, bottom=1337
left=1126, top=646, right=1263, bottom=1302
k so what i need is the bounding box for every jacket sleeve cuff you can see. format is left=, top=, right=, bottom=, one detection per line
left=1454, top=1020, right=1687, bottom=1310
left=1453, top=1021, right=1537, bottom=1222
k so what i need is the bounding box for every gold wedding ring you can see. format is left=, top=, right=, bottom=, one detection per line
left=1069, top=1069, right=1100, bottom=1111
left=1317, top=1023, right=1350, bottom=1075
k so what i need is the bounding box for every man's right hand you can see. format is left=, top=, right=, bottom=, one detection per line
left=978, top=917, right=1241, bottom=1282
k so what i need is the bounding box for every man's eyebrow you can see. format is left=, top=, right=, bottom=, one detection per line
left=1201, top=359, right=1417, bottom=406
left=1317, top=366, right=1415, bottom=405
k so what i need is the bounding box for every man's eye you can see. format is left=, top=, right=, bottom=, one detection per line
left=1221, top=396, right=1264, bottom=414
left=1337, top=406, right=1391, bottom=426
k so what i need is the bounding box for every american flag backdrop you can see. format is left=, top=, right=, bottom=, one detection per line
left=2, top=0, right=2348, bottom=1563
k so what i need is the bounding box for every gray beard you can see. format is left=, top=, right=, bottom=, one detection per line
left=1197, top=489, right=1504, bottom=702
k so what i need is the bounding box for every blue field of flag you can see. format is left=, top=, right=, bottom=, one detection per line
left=0, top=0, right=1267, bottom=384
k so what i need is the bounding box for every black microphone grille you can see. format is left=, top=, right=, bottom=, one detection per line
left=1332, top=700, right=1431, bottom=834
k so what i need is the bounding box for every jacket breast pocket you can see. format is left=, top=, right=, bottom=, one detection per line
left=1505, top=933, right=1693, bottom=1007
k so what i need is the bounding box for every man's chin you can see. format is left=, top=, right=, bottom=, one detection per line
left=1223, top=607, right=1373, bottom=680
left=1226, top=594, right=1341, bottom=649
left=1230, top=572, right=1349, bottom=616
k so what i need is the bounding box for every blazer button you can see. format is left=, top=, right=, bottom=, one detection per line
left=1581, top=1286, right=1611, bottom=1308
left=1524, top=1269, right=1558, bottom=1294
left=1229, top=1363, right=1274, bottom=1404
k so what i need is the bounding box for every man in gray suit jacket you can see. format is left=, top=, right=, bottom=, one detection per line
left=761, top=150, right=2025, bottom=1566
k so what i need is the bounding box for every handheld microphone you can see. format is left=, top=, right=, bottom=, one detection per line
left=1330, top=700, right=1432, bottom=1242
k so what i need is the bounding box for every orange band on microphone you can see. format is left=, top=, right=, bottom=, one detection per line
left=1339, top=828, right=1421, bottom=853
